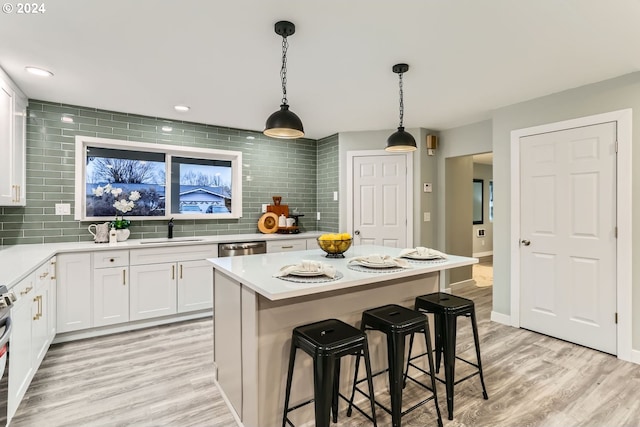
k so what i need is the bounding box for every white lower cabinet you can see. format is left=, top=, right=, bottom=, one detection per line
left=177, top=259, right=213, bottom=313
left=93, top=266, right=129, bottom=327
left=8, top=277, right=34, bottom=421
left=129, top=262, right=177, bottom=321
left=129, top=245, right=216, bottom=320
left=56, top=253, right=92, bottom=333
left=8, top=257, right=56, bottom=422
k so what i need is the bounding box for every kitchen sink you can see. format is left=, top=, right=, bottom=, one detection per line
left=138, top=238, right=204, bottom=244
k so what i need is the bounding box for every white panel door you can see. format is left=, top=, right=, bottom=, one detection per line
left=353, top=154, right=407, bottom=247
left=520, top=122, right=617, bottom=354
left=129, top=263, right=177, bottom=321
left=93, top=267, right=129, bottom=327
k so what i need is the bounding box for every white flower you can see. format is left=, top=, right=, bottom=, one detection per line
left=92, top=186, right=104, bottom=197
left=113, top=199, right=134, bottom=213
left=111, top=187, right=122, bottom=196
left=129, top=191, right=141, bottom=201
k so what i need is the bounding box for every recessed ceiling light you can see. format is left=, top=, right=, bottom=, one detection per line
left=174, top=105, right=190, bottom=112
left=61, top=115, right=74, bottom=123
left=25, top=66, right=53, bottom=77
left=161, top=126, right=173, bottom=132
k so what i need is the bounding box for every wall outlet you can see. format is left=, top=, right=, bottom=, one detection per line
left=333, top=191, right=338, bottom=201
left=261, top=204, right=268, bottom=213
left=423, top=212, right=430, bottom=222
left=55, top=203, right=71, bottom=215
left=423, top=183, right=433, bottom=193
left=316, top=212, right=321, bottom=220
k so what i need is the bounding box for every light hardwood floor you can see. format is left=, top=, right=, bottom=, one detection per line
left=11, top=284, right=640, bottom=427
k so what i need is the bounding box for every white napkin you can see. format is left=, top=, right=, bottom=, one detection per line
left=348, top=254, right=411, bottom=268
left=273, top=260, right=337, bottom=278
left=399, top=246, right=447, bottom=259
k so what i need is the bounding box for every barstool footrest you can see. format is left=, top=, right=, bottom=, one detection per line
left=284, top=392, right=374, bottom=427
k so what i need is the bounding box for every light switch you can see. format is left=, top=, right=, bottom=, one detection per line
left=423, top=183, right=433, bottom=193
left=55, top=203, right=71, bottom=215
left=261, top=204, right=268, bottom=213
left=317, top=212, right=321, bottom=220
left=333, top=191, right=338, bottom=201
left=423, top=212, right=430, bottom=222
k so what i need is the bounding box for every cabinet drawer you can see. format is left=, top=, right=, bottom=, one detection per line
left=130, top=244, right=217, bottom=265
left=94, top=250, right=129, bottom=268
left=266, top=239, right=307, bottom=253
left=11, top=274, right=34, bottom=300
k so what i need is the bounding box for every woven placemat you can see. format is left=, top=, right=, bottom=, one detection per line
left=402, top=258, right=448, bottom=265
left=276, top=270, right=344, bottom=284
left=347, top=263, right=407, bottom=274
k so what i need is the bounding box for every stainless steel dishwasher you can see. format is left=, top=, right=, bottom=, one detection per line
left=218, top=241, right=267, bottom=257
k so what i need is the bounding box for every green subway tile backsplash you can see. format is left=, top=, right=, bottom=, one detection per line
left=0, top=100, right=329, bottom=245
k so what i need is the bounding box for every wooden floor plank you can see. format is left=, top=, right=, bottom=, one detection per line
left=11, top=282, right=640, bottom=426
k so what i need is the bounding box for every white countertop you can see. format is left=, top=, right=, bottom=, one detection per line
left=0, top=231, right=322, bottom=291
left=207, top=245, right=478, bottom=301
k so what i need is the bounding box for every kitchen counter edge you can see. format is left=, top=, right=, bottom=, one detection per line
left=0, top=231, right=324, bottom=291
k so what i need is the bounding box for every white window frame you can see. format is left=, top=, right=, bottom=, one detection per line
left=74, top=135, right=243, bottom=221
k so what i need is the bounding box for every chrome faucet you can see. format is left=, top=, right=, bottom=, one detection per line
left=168, top=218, right=174, bottom=239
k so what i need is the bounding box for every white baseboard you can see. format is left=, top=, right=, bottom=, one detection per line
left=491, top=311, right=511, bottom=325
left=472, top=250, right=493, bottom=258
left=629, top=349, right=640, bottom=365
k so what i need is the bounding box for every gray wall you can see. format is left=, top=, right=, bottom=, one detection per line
left=430, top=73, right=640, bottom=351
left=0, top=100, right=319, bottom=245
left=337, top=127, right=436, bottom=248
left=491, top=72, right=640, bottom=351
left=445, top=156, right=473, bottom=285
left=473, top=163, right=493, bottom=255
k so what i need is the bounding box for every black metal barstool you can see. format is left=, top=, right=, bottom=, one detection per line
left=407, top=292, right=488, bottom=420
left=282, top=318, right=377, bottom=427
left=348, top=304, right=443, bottom=427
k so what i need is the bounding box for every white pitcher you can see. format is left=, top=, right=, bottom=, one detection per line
left=88, top=222, right=110, bottom=243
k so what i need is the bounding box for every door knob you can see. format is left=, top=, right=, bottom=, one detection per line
left=354, top=230, right=360, bottom=236
left=521, top=239, right=531, bottom=246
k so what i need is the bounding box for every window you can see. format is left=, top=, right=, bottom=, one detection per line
left=75, top=136, right=242, bottom=221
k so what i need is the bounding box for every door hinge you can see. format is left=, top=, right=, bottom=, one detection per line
left=615, top=312, right=618, bottom=324
left=615, top=226, right=618, bottom=238
left=615, top=140, right=618, bottom=153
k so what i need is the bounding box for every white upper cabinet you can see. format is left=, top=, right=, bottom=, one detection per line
left=0, top=69, right=26, bottom=206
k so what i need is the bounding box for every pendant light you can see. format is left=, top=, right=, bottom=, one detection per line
left=264, top=21, right=304, bottom=139
left=385, top=63, right=417, bottom=152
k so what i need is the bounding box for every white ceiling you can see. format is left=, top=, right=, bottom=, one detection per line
left=1, top=1, right=639, bottom=140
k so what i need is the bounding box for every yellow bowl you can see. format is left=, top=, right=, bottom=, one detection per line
left=317, top=238, right=352, bottom=258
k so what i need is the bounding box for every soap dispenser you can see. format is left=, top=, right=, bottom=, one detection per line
left=278, top=214, right=287, bottom=228
left=168, top=218, right=174, bottom=239
left=108, top=225, right=117, bottom=246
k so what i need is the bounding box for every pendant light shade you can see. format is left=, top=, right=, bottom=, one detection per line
left=264, top=104, right=304, bottom=139
left=264, top=21, right=304, bottom=139
left=385, top=63, right=416, bottom=152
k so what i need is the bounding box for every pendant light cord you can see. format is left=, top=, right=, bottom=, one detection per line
left=280, top=36, right=289, bottom=106
left=398, top=72, right=404, bottom=128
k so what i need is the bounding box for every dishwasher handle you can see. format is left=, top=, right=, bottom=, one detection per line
left=219, top=241, right=267, bottom=257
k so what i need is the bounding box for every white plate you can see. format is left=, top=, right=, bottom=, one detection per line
left=401, top=253, right=443, bottom=260
left=288, top=270, right=326, bottom=277
left=356, top=260, right=398, bottom=269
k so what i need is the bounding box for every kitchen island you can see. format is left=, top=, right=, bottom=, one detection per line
left=207, top=245, right=477, bottom=427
